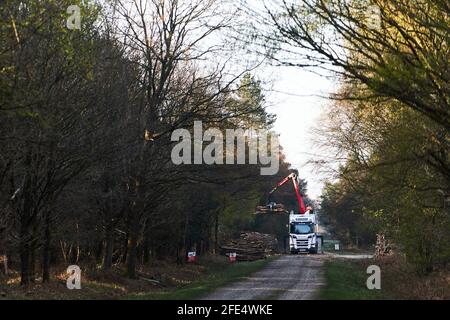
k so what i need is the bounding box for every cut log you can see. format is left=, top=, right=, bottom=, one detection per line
left=220, top=231, right=277, bottom=261
left=255, top=203, right=288, bottom=215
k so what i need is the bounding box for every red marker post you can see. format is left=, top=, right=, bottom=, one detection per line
left=229, top=252, right=237, bottom=263
left=187, top=251, right=197, bottom=263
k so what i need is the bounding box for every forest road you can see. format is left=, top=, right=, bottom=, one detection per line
left=202, top=255, right=325, bottom=300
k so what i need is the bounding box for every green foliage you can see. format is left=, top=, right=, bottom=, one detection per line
left=235, top=73, right=276, bottom=129
left=321, top=260, right=387, bottom=300
left=321, top=181, right=379, bottom=247
left=320, top=98, right=450, bottom=272
left=396, top=204, right=450, bottom=274
left=249, top=0, right=450, bottom=272
left=221, top=193, right=257, bottom=237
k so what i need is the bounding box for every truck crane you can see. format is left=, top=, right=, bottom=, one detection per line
left=268, top=173, right=306, bottom=214
left=264, top=173, right=321, bottom=254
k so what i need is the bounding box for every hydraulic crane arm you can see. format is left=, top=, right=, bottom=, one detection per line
left=269, top=173, right=306, bottom=214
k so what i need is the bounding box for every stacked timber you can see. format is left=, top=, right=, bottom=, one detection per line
left=374, top=233, right=392, bottom=258
left=221, top=231, right=278, bottom=261
left=255, top=203, right=287, bottom=215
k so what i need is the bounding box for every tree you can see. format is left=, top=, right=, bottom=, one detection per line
left=241, top=0, right=449, bottom=271
left=247, top=0, right=450, bottom=130
left=0, top=0, right=296, bottom=287
left=0, top=0, right=103, bottom=285
left=316, top=87, right=450, bottom=271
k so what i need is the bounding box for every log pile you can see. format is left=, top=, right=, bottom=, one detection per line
left=255, top=203, right=287, bottom=215
left=374, top=233, right=392, bottom=258
left=221, top=231, right=278, bottom=261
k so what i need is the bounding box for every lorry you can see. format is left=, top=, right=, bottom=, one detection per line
left=288, top=209, right=321, bottom=254
left=264, top=173, right=322, bottom=254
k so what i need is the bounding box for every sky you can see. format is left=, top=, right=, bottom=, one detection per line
left=260, top=66, right=336, bottom=200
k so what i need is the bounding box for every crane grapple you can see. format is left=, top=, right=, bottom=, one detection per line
left=256, top=173, right=306, bottom=215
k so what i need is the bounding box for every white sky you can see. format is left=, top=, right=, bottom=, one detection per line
left=260, top=66, right=336, bottom=199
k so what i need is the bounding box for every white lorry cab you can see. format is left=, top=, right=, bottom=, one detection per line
left=289, top=210, right=320, bottom=254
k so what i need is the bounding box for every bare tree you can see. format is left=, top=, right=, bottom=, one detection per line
left=244, top=0, right=450, bottom=130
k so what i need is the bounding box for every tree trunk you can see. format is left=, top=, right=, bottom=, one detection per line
left=19, top=199, right=34, bottom=285
left=94, top=240, right=102, bottom=261
left=103, top=226, right=113, bottom=271
left=20, top=164, right=33, bottom=286
left=180, top=211, right=189, bottom=264
left=122, top=232, right=128, bottom=263
left=126, top=213, right=139, bottom=279
left=42, top=211, right=51, bottom=282
left=2, top=254, right=7, bottom=275
left=214, top=210, right=219, bottom=254
left=143, top=232, right=150, bottom=264
left=126, top=236, right=138, bottom=278
left=20, top=244, right=31, bottom=286
left=29, top=245, right=36, bottom=283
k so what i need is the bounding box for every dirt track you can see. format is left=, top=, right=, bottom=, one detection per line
left=202, top=255, right=325, bottom=300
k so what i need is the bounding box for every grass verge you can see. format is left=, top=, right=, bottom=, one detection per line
left=320, top=259, right=386, bottom=300
left=125, top=256, right=277, bottom=300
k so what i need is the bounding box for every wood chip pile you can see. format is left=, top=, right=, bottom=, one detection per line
left=221, top=231, right=278, bottom=261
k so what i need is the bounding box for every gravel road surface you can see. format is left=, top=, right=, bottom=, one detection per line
left=202, top=255, right=325, bottom=300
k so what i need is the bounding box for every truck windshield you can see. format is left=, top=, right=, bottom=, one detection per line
left=290, top=223, right=314, bottom=235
